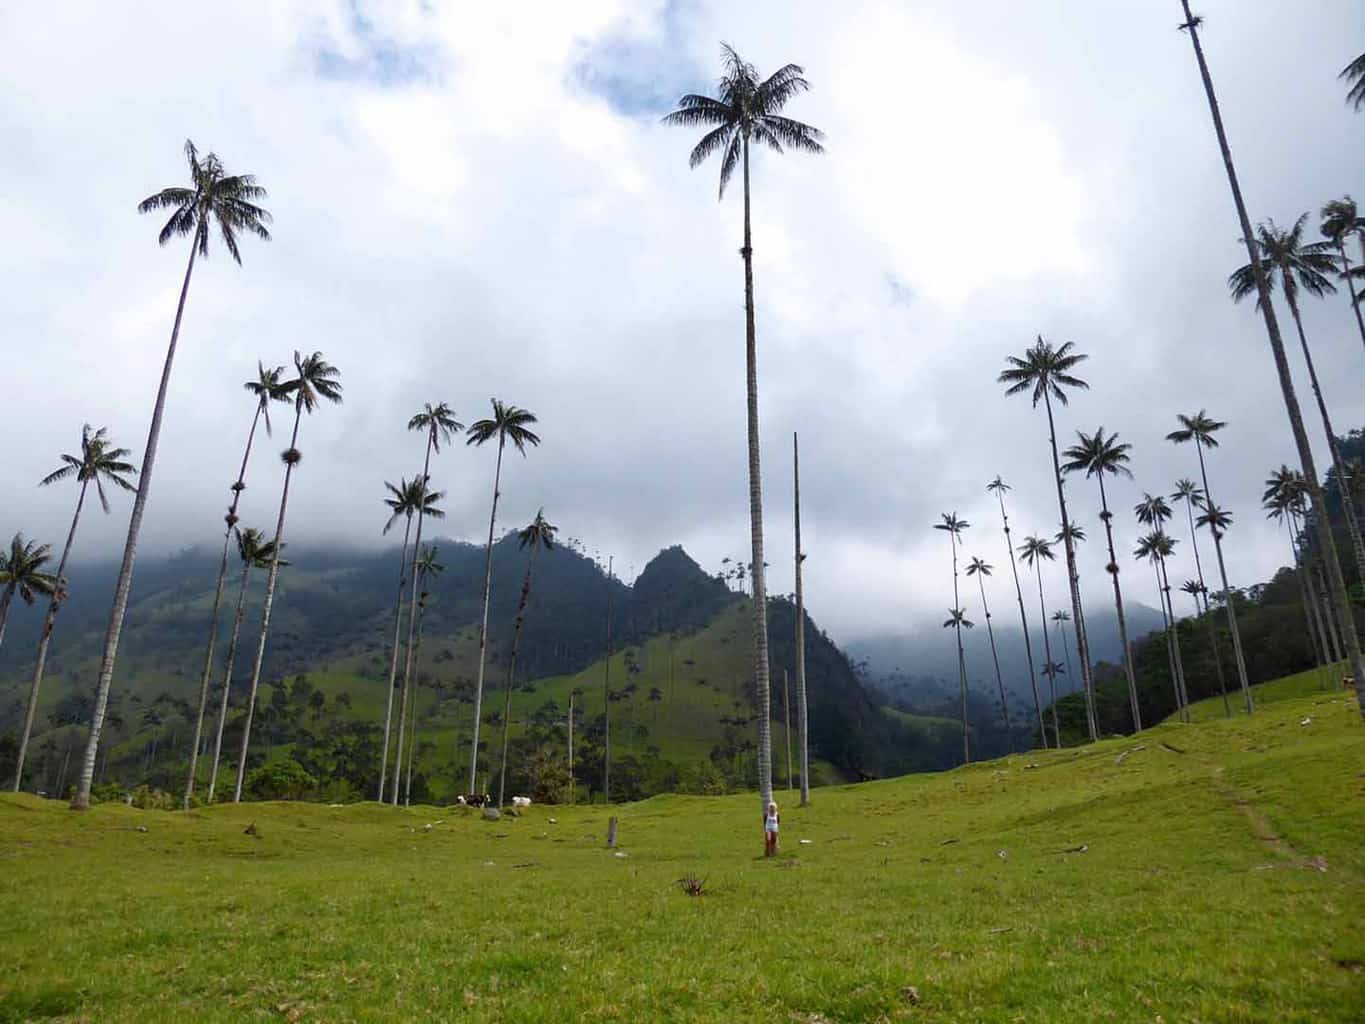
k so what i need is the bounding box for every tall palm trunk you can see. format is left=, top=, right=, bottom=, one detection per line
left=1193, top=444, right=1252, bottom=713
left=1315, top=560, right=1345, bottom=663
left=1096, top=476, right=1141, bottom=731
left=393, top=439, right=437, bottom=806
left=782, top=668, right=793, bottom=790
left=1282, top=288, right=1365, bottom=585
left=738, top=131, right=775, bottom=813
left=567, top=691, right=574, bottom=805
left=208, top=557, right=253, bottom=801
left=1335, top=238, right=1365, bottom=352
left=1181, top=498, right=1229, bottom=703
left=234, top=403, right=303, bottom=803
left=793, top=433, right=810, bottom=805
left=995, top=490, right=1046, bottom=746
left=402, top=593, right=430, bottom=807
left=1150, top=559, right=1184, bottom=720
left=1293, top=510, right=1335, bottom=673
left=602, top=559, right=614, bottom=803
left=1055, top=617, right=1076, bottom=698
left=1179, top=1, right=1365, bottom=719
left=467, top=435, right=506, bottom=794
left=974, top=574, right=1012, bottom=737
left=497, top=544, right=541, bottom=807
left=0, top=592, right=11, bottom=650
left=14, top=480, right=90, bottom=791
left=947, top=530, right=970, bottom=763
left=377, top=514, right=414, bottom=801
left=1041, top=392, right=1097, bottom=741
left=185, top=401, right=266, bottom=808
left=1287, top=515, right=1331, bottom=688
left=1156, top=550, right=1191, bottom=714
left=1034, top=566, right=1061, bottom=747
left=74, top=243, right=198, bottom=810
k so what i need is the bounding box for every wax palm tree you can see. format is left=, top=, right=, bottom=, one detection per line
left=601, top=555, right=615, bottom=802
left=1342, top=52, right=1365, bottom=110
left=934, top=512, right=972, bottom=762
left=1018, top=535, right=1062, bottom=747
left=14, top=428, right=136, bottom=791
left=74, top=141, right=272, bottom=809
left=1061, top=427, right=1142, bottom=731
left=465, top=399, right=540, bottom=793
left=1135, top=494, right=1194, bottom=717
left=0, top=535, right=55, bottom=653
left=999, top=338, right=1097, bottom=741
left=389, top=402, right=462, bottom=805
left=965, top=557, right=1012, bottom=738
left=207, top=528, right=283, bottom=802
left=793, top=433, right=810, bottom=804
left=987, top=476, right=1046, bottom=746
left=234, top=351, right=342, bottom=802
left=496, top=510, right=558, bottom=807
left=1166, top=412, right=1252, bottom=712
left=1041, top=660, right=1066, bottom=708
left=1177, top=6, right=1364, bottom=721
left=184, top=362, right=289, bottom=807
left=1320, top=197, right=1365, bottom=350
left=1263, top=470, right=1331, bottom=679
left=665, top=45, right=824, bottom=815
left=402, top=545, right=443, bottom=806
left=390, top=477, right=447, bottom=805
left=1051, top=611, right=1076, bottom=699
left=1172, top=476, right=1231, bottom=707
left=1134, top=530, right=1188, bottom=722
left=1055, top=522, right=1098, bottom=736
left=1230, top=216, right=1365, bottom=586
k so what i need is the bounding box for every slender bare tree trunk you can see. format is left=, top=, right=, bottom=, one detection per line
left=0, top=592, right=10, bottom=651
left=1096, top=475, right=1141, bottom=732
left=393, top=440, right=437, bottom=806
left=602, top=557, right=614, bottom=803
left=1157, top=551, right=1190, bottom=713
left=1181, top=498, right=1229, bottom=705
left=1336, top=238, right=1365, bottom=352
left=403, top=594, right=430, bottom=807
left=1288, top=515, right=1331, bottom=689
left=497, top=544, right=540, bottom=808
left=1150, top=560, right=1184, bottom=720
left=782, top=668, right=793, bottom=791
left=1034, top=566, right=1061, bottom=747
left=947, top=529, right=970, bottom=763
left=1179, top=1, right=1365, bottom=719
left=974, top=573, right=1012, bottom=738
left=377, top=514, right=413, bottom=801
left=14, top=480, right=89, bottom=791
left=208, top=558, right=252, bottom=801
left=737, top=133, right=775, bottom=816
left=995, top=489, right=1046, bottom=747
left=185, top=402, right=265, bottom=809
left=467, top=435, right=506, bottom=794
left=74, top=242, right=198, bottom=811
left=234, top=402, right=304, bottom=803
left=1192, top=443, right=1252, bottom=713
left=793, top=433, right=811, bottom=805
left=1316, top=560, right=1345, bottom=664
left=567, top=691, right=574, bottom=805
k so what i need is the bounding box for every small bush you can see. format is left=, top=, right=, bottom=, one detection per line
left=244, top=759, right=316, bottom=801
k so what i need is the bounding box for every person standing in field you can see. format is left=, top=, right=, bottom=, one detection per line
left=764, top=801, right=780, bottom=857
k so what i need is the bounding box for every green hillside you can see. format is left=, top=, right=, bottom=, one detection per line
left=1, top=671, right=1360, bottom=1022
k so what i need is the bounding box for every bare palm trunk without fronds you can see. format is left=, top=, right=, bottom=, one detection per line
left=782, top=668, right=793, bottom=791
left=467, top=435, right=506, bottom=794
left=974, top=573, right=1012, bottom=738
left=208, top=557, right=253, bottom=801
left=1041, top=392, right=1097, bottom=741
left=947, top=530, right=970, bottom=763
left=377, top=514, right=413, bottom=801
left=1287, top=515, right=1331, bottom=689
left=1291, top=511, right=1333, bottom=676
left=0, top=594, right=10, bottom=650
left=74, top=243, right=197, bottom=811
left=602, top=559, right=614, bottom=803
left=1150, top=559, right=1184, bottom=720
left=233, top=403, right=303, bottom=803
left=1034, top=566, right=1061, bottom=748
left=1282, top=289, right=1365, bottom=586
left=1156, top=550, right=1190, bottom=713
left=403, top=594, right=430, bottom=806
left=995, top=489, right=1046, bottom=747
left=497, top=544, right=540, bottom=808
left=793, top=433, right=810, bottom=805
left=184, top=401, right=266, bottom=808
left=393, top=439, right=437, bottom=806
left=1193, top=444, right=1252, bottom=713
left=1096, top=476, right=1141, bottom=732
left=1335, top=238, right=1365, bottom=352
left=1179, top=0, right=1365, bottom=719
left=1055, top=617, right=1076, bottom=700
left=1315, top=560, right=1345, bottom=664
left=739, top=132, right=775, bottom=814
left=14, top=480, right=90, bottom=791
left=1181, top=498, right=1229, bottom=711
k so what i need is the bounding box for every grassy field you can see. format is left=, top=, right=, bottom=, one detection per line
left=1, top=673, right=1362, bottom=1023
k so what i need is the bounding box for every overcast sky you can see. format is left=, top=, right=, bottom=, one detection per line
left=3, top=1, right=1362, bottom=641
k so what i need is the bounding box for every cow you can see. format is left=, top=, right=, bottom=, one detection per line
left=511, top=796, right=531, bottom=808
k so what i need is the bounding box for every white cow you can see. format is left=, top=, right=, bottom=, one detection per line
left=511, top=796, right=532, bottom=808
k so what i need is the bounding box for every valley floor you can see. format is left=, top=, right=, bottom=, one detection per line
left=1, top=670, right=1362, bottom=1023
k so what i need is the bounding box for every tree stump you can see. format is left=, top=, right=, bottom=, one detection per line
left=606, top=816, right=618, bottom=848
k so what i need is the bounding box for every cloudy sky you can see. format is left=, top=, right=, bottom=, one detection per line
left=3, top=1, right=1362, bottom=641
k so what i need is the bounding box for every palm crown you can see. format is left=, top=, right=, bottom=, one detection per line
left=1171, top=477, right=1206, bottom=510
left=286, top=351, right=344, bottom=415
left=0, top=534, right=57, bottom=605
left=467, top=399, right=541, bottom=454
left=245, top=362, right=290, bottom=436
left=518, top=509, right=559, bottom=552
left=1018, top=535, right=1055, bottom=567
left=40, top=425, right=137, bottom=513
left=934, top=512, right=969, bottom=537
left=235, top=527, right=284, bottom=569
left=964, top=556, right=992, bottom=577
left=1051, top=610, right=1070, bottom=624
left=1262, top=465, right=1307, bottom=516
left=1135, top=493, right=1173, bottom=528
left=1229, top=215, right=1338, bottom=310
left=1134, top=531, right=1176, bottom=563
left=409, top=402, right=464, bottom=453
left=1342, top=52, right=1365, bottom=111
left=1062, top=427, right=1132, bottom=481
left=1166, top=410, right=1225, bottom=450
left=382, top=476, right=446, bottom=535
left=137, top=140, right=272, bottom=264
left=1321, top=196, right=1364, bottom=247
left=942, top=608, right=974, bottom=629
left=986, top=476, right=1011, bottom=496
left=662, top=44, right=824, bottom=199
left=1196, top=502, right=1234, bottom=539
left=998, top=337, right=1089, bottom=407
left=1055, top=523, right=1086, bottom=545
left=1180, top=579, right=1206, bottom=598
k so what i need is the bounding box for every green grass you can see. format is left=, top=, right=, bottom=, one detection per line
left=2, top=673, right=1362, bottom=1022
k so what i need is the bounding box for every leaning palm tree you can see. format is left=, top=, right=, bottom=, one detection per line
left=1135, top=530, right=1187, bottom=721
left=0, top=536, right=55, bottom=653
left=73, top=141, right=271, bottom=809
left=934, top=512, right=972, bottom=762
left=1061, top=427, right=1142, bottom=732
left=496, top=510, right=558, bottom=808
left=1166, top=412, right=1252, bottom=713
left=1018, top=534, right=1062, bottom=748
left=1341, top=52, right=1365, bottom=110
left=999, top=338, right=1097, bottom=741
left=1177, top=5, right=1364, bottom=720
left=1229, top=215, right=1365, bottom=586
left=465, top=399, right=540, bottom=793
left=965, top=557, right=1011, bottom=738
left=207, top=528, right=283, bottom=802
left=184, top=362, right=288, bottom=807
left=1135, top=494, right=1195, bottom=717
left=14, top=427, right=136, bottom=792
left=665, top=45, right=824, bottom=815
left=403, top=545, right=443, bottom=806
left=233, top=351, right=342, bottom=802
left=390, top=477, right=447, bottom=806
left=1320, top=197, right=1365, bottom=350
left=390, top=402, right=462, bottom=805
left=987, top=476, right=1046, bottom=746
